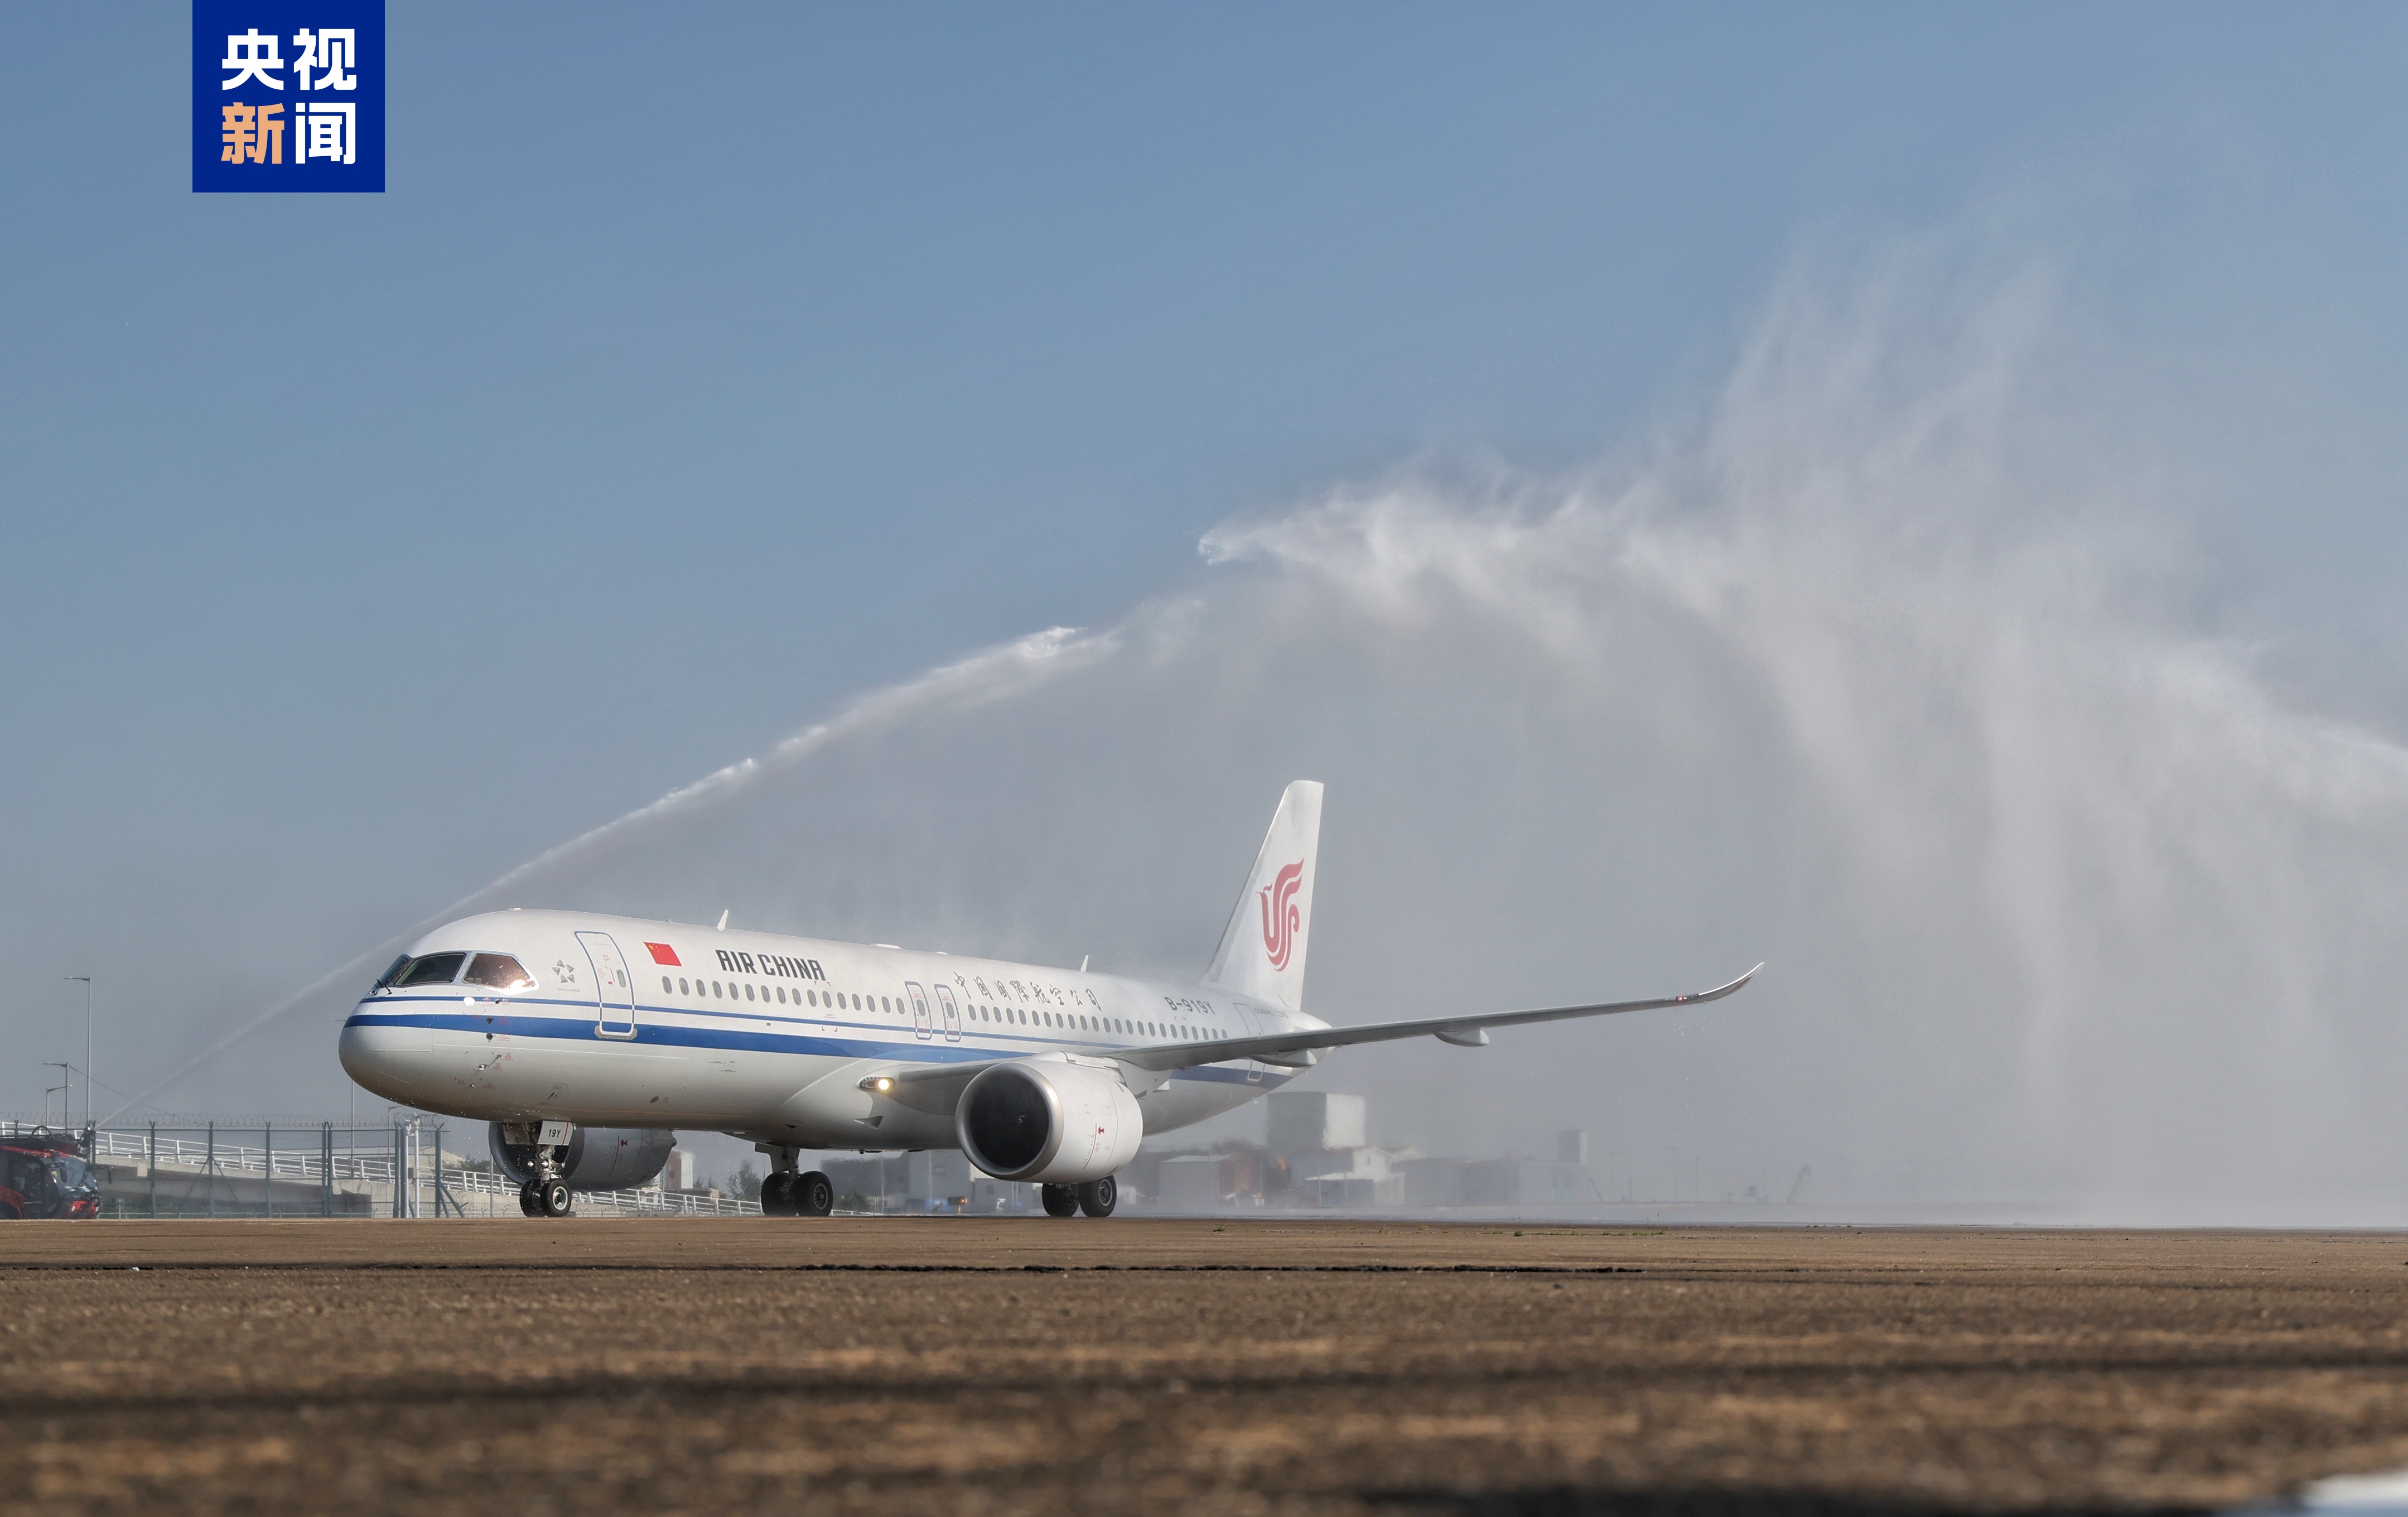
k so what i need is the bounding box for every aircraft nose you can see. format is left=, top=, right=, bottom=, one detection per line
left=339, top=1018, right=438, bottom=1101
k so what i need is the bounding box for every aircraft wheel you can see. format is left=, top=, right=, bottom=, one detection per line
left=794, top=1171, right=834, bottom=1217
left=1040, top=1183, right=1079, bottom=1218
left=759, top=1172, right=795, bottom=1216
left=518, top=1183, right=542, bottom=1218
left=1076, top=1176, right=1118, bottom=1219
left=538, top=1178, right=574, bottom=1217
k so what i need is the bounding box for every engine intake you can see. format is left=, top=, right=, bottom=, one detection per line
left=956, top=1059, right=1142, bottom=1184
left=489, top=1125, right=674, bottom=1192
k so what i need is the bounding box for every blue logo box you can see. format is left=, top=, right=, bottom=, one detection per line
left=193, top=0, right=384, bottom=192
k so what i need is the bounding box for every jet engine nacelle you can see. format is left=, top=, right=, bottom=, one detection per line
left=956, top=1058, right=1143, bottom=1184
left=489, top=1124, right=674, bottom=1192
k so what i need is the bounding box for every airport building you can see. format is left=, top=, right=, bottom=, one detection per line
left=1136, top=1091, right=1604, bottom=1212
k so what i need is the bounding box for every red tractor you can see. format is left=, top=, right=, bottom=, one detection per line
left=0, top=1129, right=101, bottom=1219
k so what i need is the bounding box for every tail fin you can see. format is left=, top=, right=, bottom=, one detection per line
left=1205, top=781, right=1324, bottom=1012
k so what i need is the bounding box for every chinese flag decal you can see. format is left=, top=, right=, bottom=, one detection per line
left=645, top=942, right=681, bottom=967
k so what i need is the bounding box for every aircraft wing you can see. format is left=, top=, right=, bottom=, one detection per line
left=866, top=964, right=1758, bottom=1105
left=1116, top=963, right=1762, bottom=1073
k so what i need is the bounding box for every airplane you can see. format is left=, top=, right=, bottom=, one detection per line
left=339, top=781, right=1757, bottom=1219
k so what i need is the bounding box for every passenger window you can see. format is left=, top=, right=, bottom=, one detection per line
left=662, top=976, right=672, bottom=993
left=395, top=952, right=467, bottom=988
left=462, top=954, right=535, bottom=991
left=679, top=979, right=689, bottom=994
left=713, top=981, right=723, bottom=998
left=744, top=984, right=755, bottom=1001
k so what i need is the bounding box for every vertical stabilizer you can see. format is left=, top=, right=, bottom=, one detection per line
left=1205, top=781, right=1324, bottom=1012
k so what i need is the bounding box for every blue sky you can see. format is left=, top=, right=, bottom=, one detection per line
left=5, top=5, right=2407, bottom=1155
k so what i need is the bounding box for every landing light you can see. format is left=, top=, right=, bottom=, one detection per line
left=860, top=1075, right=895, bottom=1094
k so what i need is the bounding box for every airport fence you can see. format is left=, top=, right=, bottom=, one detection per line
left=2, top=1120, right=757, bottom=1219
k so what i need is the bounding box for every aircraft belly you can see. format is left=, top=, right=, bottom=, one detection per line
left=1139, top=1068, right=1266, bottom=1135
left=766, top=1056, right=943, bottom=1149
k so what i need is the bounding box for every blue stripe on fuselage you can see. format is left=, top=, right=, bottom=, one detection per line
left=344, top=1001, right=1273, bottom=1087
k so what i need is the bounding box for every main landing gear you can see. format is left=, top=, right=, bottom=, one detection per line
left=760, top=1169, right=834, bottom=1217
left=1041, top=1176, right=1117, bottom=1219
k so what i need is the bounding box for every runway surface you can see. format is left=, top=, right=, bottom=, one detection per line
left=4, top=1220, right=2406, bottom=1515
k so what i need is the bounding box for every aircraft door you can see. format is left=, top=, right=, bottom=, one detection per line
left=1233, top=1003, right=1266, bottom=1084
left=577, top=931, right=636, bottom=1039
left=933, top=984, right=962, bottom=1042
left=905, top=981, right=933, bottom=1041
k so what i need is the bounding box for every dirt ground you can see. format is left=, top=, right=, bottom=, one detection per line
left=3, top=1220, right=2406, bottom=1516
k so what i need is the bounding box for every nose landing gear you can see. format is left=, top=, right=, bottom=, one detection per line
left=518, top=1175, right=573, bottom=1217
left=505, top=1121, right=577, bottom=1219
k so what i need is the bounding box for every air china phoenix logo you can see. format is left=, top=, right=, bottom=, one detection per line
left=1258, top=861, right=1305, bottom=971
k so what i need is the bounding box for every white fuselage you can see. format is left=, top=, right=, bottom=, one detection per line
left=338, top=909, right=1311, bottom=1152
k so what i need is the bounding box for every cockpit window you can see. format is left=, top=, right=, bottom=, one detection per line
left=373, top=953, right=410, bottom=989
left=462, top=953, right=536, bottom=992
left=393, top=952, right=467, bottom=988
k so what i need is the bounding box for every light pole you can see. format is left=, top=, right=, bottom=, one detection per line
left=44, top=1063, right=71, bottom=1128
left=64, top=977, right=91, bottom=1132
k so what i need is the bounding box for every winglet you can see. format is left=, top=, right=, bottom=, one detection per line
left=1674, top=964, right=1762, bottom=1004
